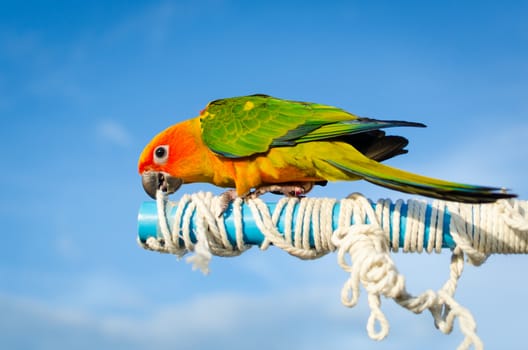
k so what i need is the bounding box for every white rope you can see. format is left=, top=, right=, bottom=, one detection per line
left=140, top=191, right=528, bottom=350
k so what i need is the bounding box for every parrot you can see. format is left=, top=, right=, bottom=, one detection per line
left=138, top=94, right=515, bottom=208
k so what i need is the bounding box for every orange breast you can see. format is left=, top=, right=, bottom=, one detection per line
left=226, top=148, right=323, bottom=195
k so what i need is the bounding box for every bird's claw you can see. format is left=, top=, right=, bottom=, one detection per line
left=218, top=189, right=238, bottom=218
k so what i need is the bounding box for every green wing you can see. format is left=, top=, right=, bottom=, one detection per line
left=200, top=94, right=424, bottom=158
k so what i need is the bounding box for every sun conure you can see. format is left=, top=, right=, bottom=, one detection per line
left=138, top=94, right=515, bottom=204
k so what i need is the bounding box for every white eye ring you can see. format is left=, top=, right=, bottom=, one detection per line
left=153, top=145, right=169, bottom=164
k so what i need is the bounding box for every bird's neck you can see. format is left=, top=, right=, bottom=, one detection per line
left=166, top=118, right=219, bottom=183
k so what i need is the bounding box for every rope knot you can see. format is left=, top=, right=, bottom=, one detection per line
left=333, top=222, right=405, bottom=340
left=333, top=224, right=404, bottom=297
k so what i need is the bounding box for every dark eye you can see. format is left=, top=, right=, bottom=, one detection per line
left=155, top=147, right=166, bottom=158
left=153, top=145, right=169, bottom=164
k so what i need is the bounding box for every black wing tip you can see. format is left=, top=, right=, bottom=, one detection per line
left=406, top=121, right=426, bottom=128
left=357, top=117, right=427, bottom=129
left=383, top=120, right=427, bottom=128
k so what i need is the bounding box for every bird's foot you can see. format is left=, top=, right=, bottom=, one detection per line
left=249, top=182, right=315, bottom=198
left=217, top=182, right=315, bottom=218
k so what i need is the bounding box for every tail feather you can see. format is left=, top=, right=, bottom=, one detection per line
left=326, top=158, right=516, bottom=203
left=342, top=132, right=410, bottom=162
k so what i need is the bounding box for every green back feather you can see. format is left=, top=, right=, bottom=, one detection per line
left=200, top=95, right=424, bottom=158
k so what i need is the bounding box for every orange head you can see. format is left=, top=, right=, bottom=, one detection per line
left=138, top=124, right=184, bottom=199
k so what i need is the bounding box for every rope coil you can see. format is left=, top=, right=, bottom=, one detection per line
left=139, top=192, right=528, bottom=350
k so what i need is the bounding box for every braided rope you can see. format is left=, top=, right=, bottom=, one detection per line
left=139, top=191, right=528, bottom=350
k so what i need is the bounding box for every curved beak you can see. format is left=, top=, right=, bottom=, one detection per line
left=141, top=171, right=183, bottom=199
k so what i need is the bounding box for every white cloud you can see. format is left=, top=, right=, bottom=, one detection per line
left=96, top=120, right=132, bottom=147
left=0, top=282, right=482, bottom=350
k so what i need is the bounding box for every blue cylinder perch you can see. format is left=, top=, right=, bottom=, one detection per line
left=138, top=193, right=528, bottom=257
left=138, top=195, right=462, bottom=250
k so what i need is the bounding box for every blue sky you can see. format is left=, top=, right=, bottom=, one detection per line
left=1, top=1, right=527, bottom=349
